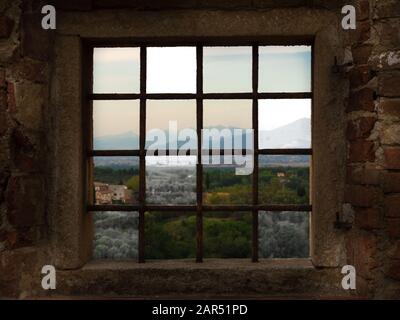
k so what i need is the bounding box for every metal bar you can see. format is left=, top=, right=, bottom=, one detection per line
left=89, top=150, right=140, bottom=157
left=258, top=149, right=313, bottom=155
left=89, top=92, right=312, bottom=100
left=145, top=149, right=197, bottom=156
left=252, top=44, right=259, bottom=262
left=88, top=204, right=312, bottom=212
left=257, top=204, right=312, bottom=211
left=138, top=46, right=146, bottom=263
left=90, top=93, right=141, bottom=100
left=82, top=43, right=94, bottom=208
left=196, top=45, right=204, bottom=263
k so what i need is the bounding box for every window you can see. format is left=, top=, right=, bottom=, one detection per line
left=85, top=41, right=312, bottom=263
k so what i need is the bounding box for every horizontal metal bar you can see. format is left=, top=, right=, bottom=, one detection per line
left=88, top=205, right=140, bottom=211
left=89, top=150, right=140, bottom=157
left=145, top=205, right=197, bottom=211
left=258, top=204, right=312, bottom=211
left=89, top=92, right=312, bottom=100
left=88, top=204, right=312, bottom=212
left=258, top=149, right=312, bottom=155
left=90, top=94, right=141, bottom=100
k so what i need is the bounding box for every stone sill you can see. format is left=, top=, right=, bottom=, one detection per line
left=51, top=258, right=351, bottom=298
left=82, top=258, right=315, bottom=271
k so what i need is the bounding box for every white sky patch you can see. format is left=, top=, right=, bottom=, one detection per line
left=259, top=99, right=311, bottom=131
left=147, top=47, right=197, bottom=93
left=259, top=46, right=311, bottom=54
left=93, top=47, right=140, bottom=63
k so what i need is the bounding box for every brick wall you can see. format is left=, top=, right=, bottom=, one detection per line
left=0, top=0, right=399, bottom=298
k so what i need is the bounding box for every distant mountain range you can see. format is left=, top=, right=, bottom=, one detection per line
left=94, top=118, right=311, bottom=150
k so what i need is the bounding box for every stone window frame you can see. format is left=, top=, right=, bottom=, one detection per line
left=51, top=9, right=347, bottom=270
left=84, top=37, right=314, bottom=263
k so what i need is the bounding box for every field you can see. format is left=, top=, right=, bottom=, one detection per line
left=93, top=162, right=310, bottom=260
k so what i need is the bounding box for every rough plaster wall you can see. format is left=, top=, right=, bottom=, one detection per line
left=0, top=0, right=399, bottom=299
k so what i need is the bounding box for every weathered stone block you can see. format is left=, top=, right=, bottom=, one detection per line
left=0, top=15, right=14, bottom=38
left=346, top=117, right=376, bottom=141
left=21, top=13, right=51, bottom=61
left=378, top=99, right=400, bottom=118
left=385, top=195, right=400, bottom=218
left=352, top=44, right=372, bottom=65
left=378, top=73, right=400, bottom=98
left=349, top=65, right=372, bottom=90
left=355, top=208, right=382, bottom=230
left=387, top=219, right=400, bottom=239
left=370, top=51, right=400, bottom=71
left=346, top=166, right=381, bottom=186
left=348, top=140, right=375, bottom=163
left=347, top=88, right=375, bottom=112
left=383, top=172, right=400, bottom=193
left=384, top=148, right=400, bottom=169
left=344, top=185, right=378, bottom=207
left=5, top=175, right=45, bottom=228
left=380, top=123, right=400, bottom=145
left=13, top=81, right=45, bottom=131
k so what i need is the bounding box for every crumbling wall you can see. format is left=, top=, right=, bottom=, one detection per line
left=0, top=0, right=399, bottom=299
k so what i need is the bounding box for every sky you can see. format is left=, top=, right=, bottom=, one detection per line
left=92, top=46, right=311, bottom=138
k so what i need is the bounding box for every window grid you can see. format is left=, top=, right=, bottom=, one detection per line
left=85, top=40, right=313, bottom=263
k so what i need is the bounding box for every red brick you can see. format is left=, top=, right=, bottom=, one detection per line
left=384, top=148, right=400, bottom=169
left=378, top=99, right=400, bottom=118
left=5, top=175, right=45, bottom=228
left=0, top=111, right=7, bottom=137
left=21, top=13, right=50, bottom=61
left=384, top=172, right=400, bottom=193
left=385, top=195, right=400, bottom=218
left=346, top=166, right=381, bottom=185
left=385, top=260, right=400, bottom=280
left=10, top=59, right=47, bottom=83
left=344, top=185, right=378, bottom=207
left=0, top=68, right=5, bottom=88
left=355, top=208, right=382, bottom=230
left=356, top=0, right=369, bottom=21
left=349, top=65, right=372, bottom=89
left=348, top=140, right=375, bottom=163
left=6, top=82, right=16, bottom=113
left=0, top=15, right=14, bottom=38
left=352, top=44, right=372, bottom=65
left=352, top=233, right=379, bottom=279
left=387, top=219, right=400, bottom=239
left=379, top=73, right=400, bottom=97
left=347, top=88, right=375, bottom=112
left=353, top=20, right=371, bottom=44
left=346, top=117, right=376, bottom=141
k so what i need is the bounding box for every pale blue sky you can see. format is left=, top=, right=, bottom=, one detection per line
left=93, top=46, right=311, bottom=138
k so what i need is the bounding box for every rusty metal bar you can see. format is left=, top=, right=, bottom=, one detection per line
left=138, top=46, right=146, bottom=263
left=88, top=204, right=312, bottom=212
left=252, top=44, right=259, bottom=262
left=196, top=45, right=204, bottom=263
left=258, top=149, right=312, bottom=155
left=89, top=92, right=312, bottom=100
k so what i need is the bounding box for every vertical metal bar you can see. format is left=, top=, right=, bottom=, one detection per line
left=196, top=45, right=203, bottom=263
left=82, top=43, right=94, bottom=208
left=252, top=45, right=259, bottom=262
left=309, top=41, right=315, bottom=257
left=138, top=46, right=147, bottom=263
